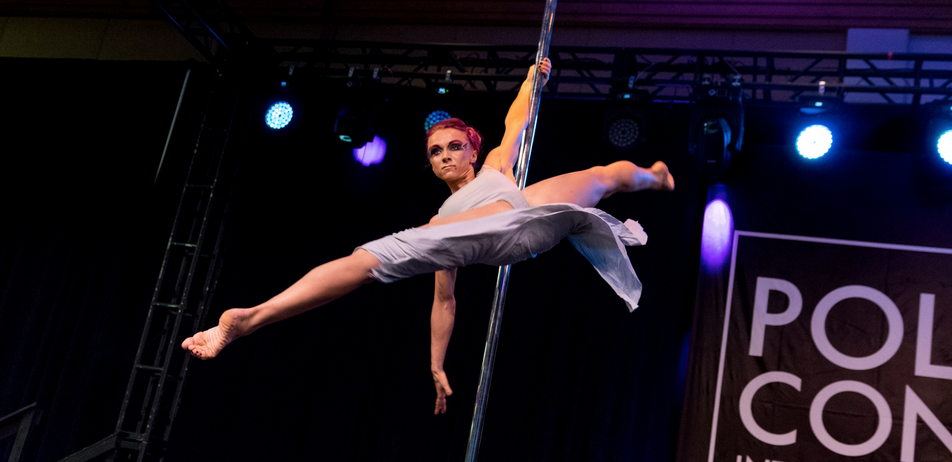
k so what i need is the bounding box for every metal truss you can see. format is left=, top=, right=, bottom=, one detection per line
left=59, top=66, right=244, bottom=462
left=150, top=0, right=265, bottom=63
left=142, top=0, right=952, bottom=106
left=267, top=40, right=952, bottom=105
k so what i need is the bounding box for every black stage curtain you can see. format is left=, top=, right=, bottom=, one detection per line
left=0, top=59, right=202, bottom=461
left=1, top=59, right=699, bottom=461
left=677, top=105, right=952, bottom=462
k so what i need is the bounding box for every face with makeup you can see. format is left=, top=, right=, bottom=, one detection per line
left=426, top=128, right=479, bottom=191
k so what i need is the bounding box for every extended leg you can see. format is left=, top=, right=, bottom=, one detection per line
left=522, top=161, right=673, bottom=208
left=182, top=249, right=381, bottom=359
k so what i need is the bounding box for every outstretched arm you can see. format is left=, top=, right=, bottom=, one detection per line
left=481, top=58, right=551, bottom=178
left=431, top=268, right=457, bottom=414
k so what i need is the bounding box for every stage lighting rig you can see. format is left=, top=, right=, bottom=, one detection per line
left=265, top=101, right=293, bottom=130
left=940, top=131, right=952, bottom=165
left=335, top=108, right=375, bottom=146
left=422, top=70, right=465, bottom=131
left=335, top=69, right=385, bottom=147
left=796, top=125, right=833, bottom=159
left=603, top=87, right=650, bottom=152
left=793, top=90, right=843, bottom=159
left=424, top=110, right=452, bottom=131
left=689, top=80, right=745, bottom=178
left=263, top=67, right=300, bottom=131
left=924, top=101, right=952, bottom=166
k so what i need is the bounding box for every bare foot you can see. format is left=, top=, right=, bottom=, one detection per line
left=651, top=161, right=675, bottom=191
left=182, top=308, right=249, bottom=360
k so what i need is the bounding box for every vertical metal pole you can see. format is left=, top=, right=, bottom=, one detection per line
left=464, top=2, right=556, bottom=461
left=155, top=67, right=192, bottom=185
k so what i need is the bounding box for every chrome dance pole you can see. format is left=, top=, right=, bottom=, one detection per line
left=463, top=1, right=557, bottom=461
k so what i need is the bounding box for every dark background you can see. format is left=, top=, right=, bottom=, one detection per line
left=0, top=59, right=699, bottom=462
left=1, top=58, right=949, bottom=461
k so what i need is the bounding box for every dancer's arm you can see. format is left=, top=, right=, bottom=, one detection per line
left=431, top=268, right=457, bottom=414
left=482, top=58, right=551, bottom=178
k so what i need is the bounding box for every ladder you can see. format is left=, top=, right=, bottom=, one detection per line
left=60, top=65, right=246, bottom=462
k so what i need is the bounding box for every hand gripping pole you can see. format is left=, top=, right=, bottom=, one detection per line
left=464, top=1, right=557, bottom=461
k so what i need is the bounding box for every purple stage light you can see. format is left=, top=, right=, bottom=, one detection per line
left=353, top=135, right=386, bottom=166
left=701, top=198, right=734, bottom=268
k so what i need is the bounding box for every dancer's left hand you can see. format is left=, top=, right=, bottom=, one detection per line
left=529, top=57, right=552, bottom=86
left=433, top=369, right=454, bottom=414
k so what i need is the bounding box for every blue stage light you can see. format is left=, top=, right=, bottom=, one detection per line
left=424, top=110, right=452, bottom=131
left=265, top=101, right=293, bottom=129
left=939, top=130, right=952, bottom=165
left=353, top=135, right=387, bottom=166
left=796, top=124, right=833, bottom=159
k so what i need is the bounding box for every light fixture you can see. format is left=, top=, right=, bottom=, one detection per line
left=796, top=124, right=833, bottom=159
left=606, top=116, right=642, bottom=150
left=263, top=66, right=300, bottom=131
left=923, top=102, right=952, bottom=166
left=603, top=88, right=649, bottom=151
left=689, top=81, right=744, bottom=178
left=424, top=110, right=452, bottom=131
left=422, top=71, right=464, bottom=131
left=793, top=88, right=842, bottom=159
left=938, top=130, right=952, bottom=165
left=334, top=107, right=374, bottom=146
left=265, top=101, right=294, bottom=130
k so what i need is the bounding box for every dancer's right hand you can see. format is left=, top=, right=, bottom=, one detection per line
left=433, top=369, right=454, bottom=414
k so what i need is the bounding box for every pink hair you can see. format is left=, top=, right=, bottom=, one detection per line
left=424, top=118, right=483, bottom=158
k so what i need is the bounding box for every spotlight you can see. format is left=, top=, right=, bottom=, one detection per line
left=793, top=92, right=841, bottom=160
left=263, top=68, right=301, bottom=131
left=334, top=107, right=374, bottom=147
left=606, top=117, right=642, bottom=150
left=689, top=83, right=744, bottom=178
left=353, top=135, right=387, bottom=166
left=423, top=73, right=465, bottom=132
left=603, top=89, right=649, bottom=151
left=923, top=102, right=952, bottom=166
left=424, top=110, right=452, bottom=131
left=336, top=74, right=385, bottom=147
left=939, top=130, right=952, bottom=165
left=796, top=125, right=833, bottom=159
left=265, top=101, right=294, bottom=130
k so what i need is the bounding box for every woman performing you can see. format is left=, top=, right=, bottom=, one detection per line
left=182, top=59, right=674, bottom=413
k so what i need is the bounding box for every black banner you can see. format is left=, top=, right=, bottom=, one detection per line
left=703, top=232, right=952, bottom=462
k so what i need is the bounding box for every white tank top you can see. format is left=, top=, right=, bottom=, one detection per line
left=438, top=167, right=530, bottom=218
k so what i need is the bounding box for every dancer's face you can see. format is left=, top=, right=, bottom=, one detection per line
left=427, top=128, right=478, bottom=183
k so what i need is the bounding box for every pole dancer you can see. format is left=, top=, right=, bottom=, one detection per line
left=182, top=59, right=674, bottom=390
